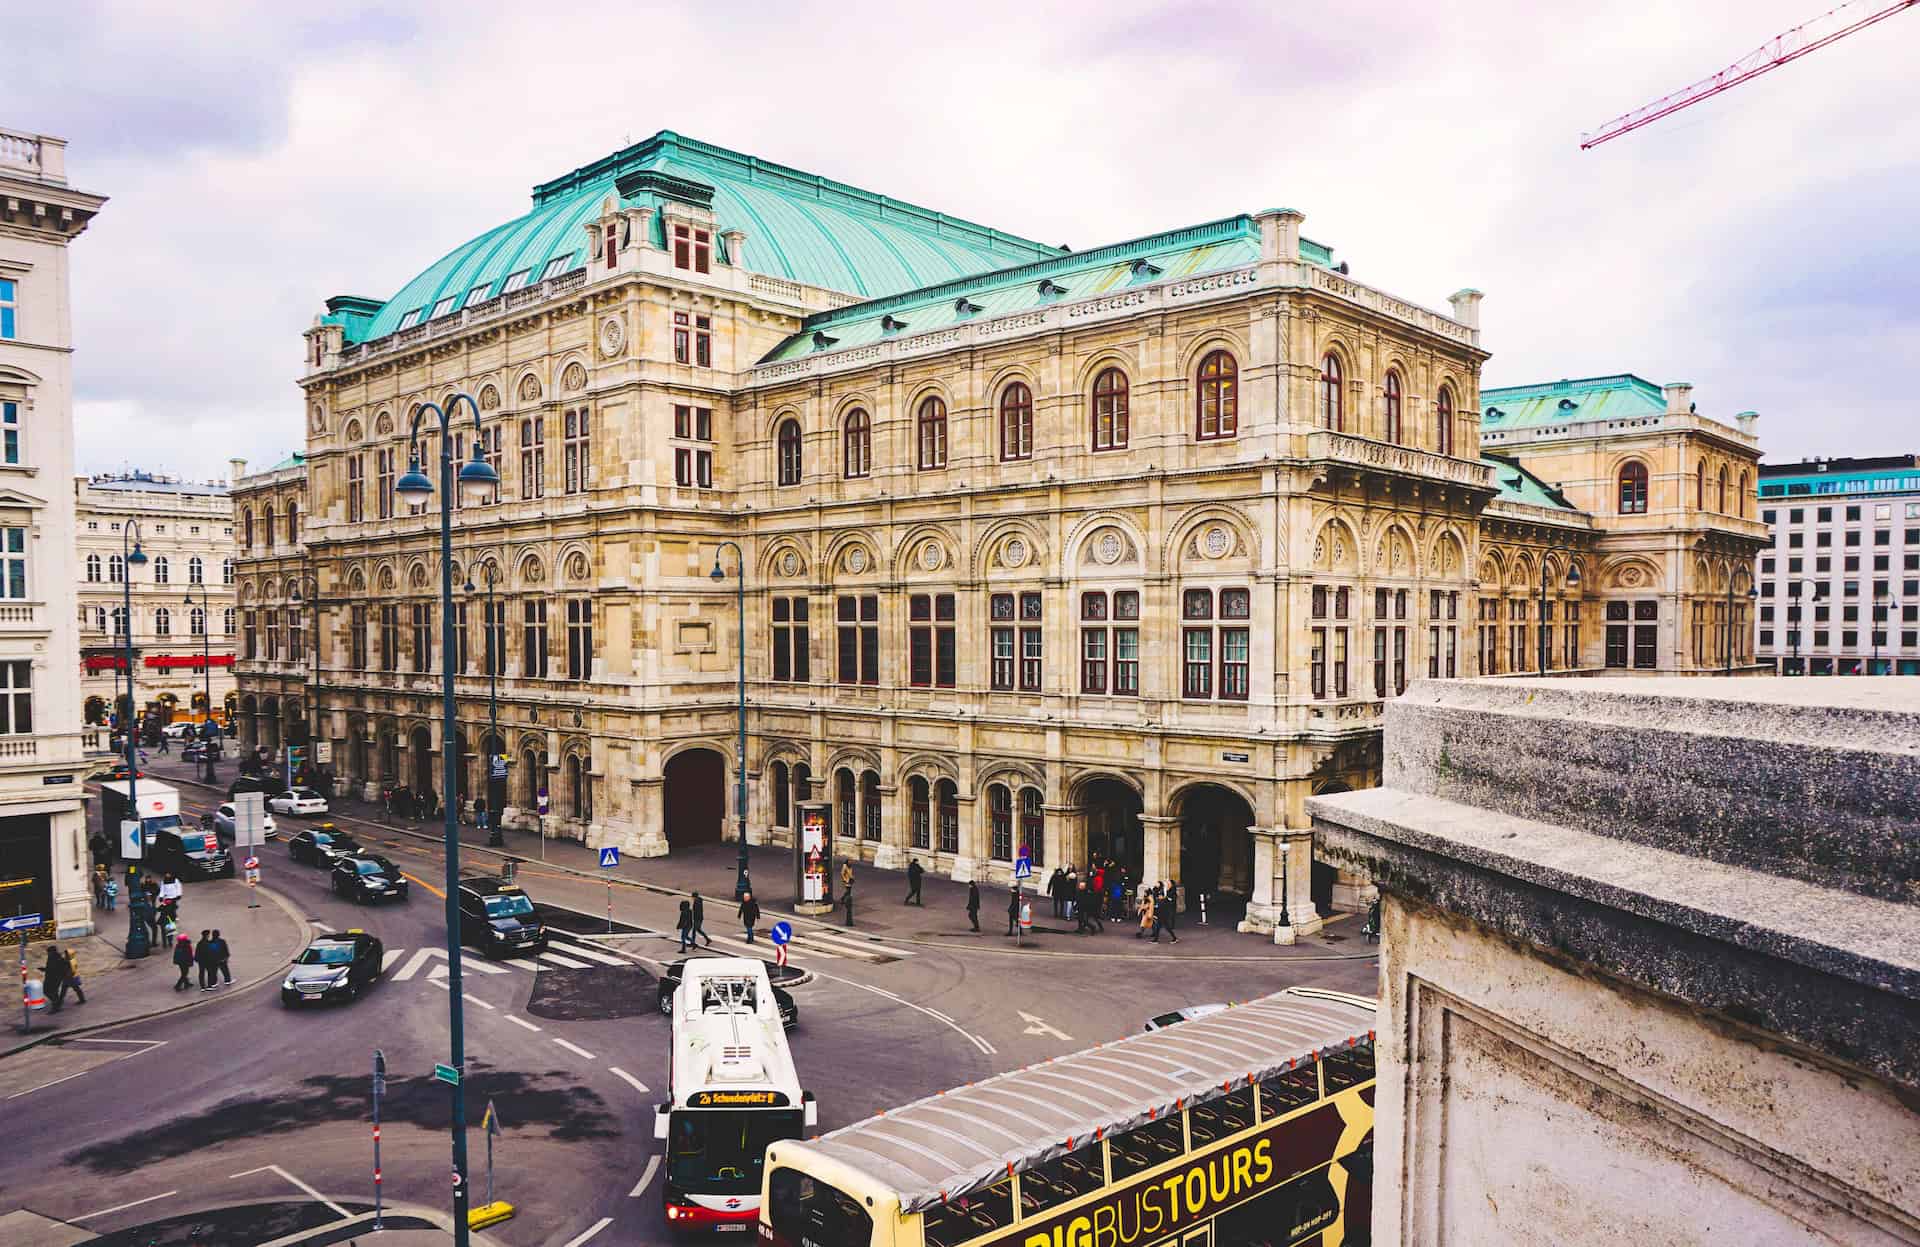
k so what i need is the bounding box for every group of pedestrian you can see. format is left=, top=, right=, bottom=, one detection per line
left=381, top=785, right=440, bottom=821
left=172, top=929, right=233, bottom=991
left=41, top=944, right=85, bottom=1012
left=1032, top=860, right=1182, bottom=942
left=676, top=892, right=717, bottom=952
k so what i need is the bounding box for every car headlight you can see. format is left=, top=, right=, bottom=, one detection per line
left=282, top=976, right=297, bottom=990
left=331, top=969, right=352, bottom=986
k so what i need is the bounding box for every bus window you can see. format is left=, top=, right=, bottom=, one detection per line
left=1108, top=1115, right=1185, bottom=1182
left=767, top=1167, right=873, bottom=1246
left=1017, top=1142, right=1105, bottom=1217
left=1258, top=1066, right=1319, bottom=1119
left=1186, top=1086, right=1256, bottom=1147
left=1214, top=1167, right=1339, bottom=1246
left=668, top=1109, right=801, bottom=1198
left=924, top=1177, right=1014, bottom=1247
left=1321, top=1040, right=1375, bottom=1093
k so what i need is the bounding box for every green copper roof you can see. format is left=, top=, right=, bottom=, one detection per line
left=350, top=131, right=1066, bottom=344
left=1478, top=374, right=1667, bottom=430
left=759, top=216, right=1274, bottom=363
left=1483, top=452, right=1579, bottom=512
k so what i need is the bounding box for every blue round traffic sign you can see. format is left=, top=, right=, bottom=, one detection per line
left=769, top=921, right=792, bottom=946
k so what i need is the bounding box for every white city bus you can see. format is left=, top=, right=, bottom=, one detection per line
left=657, top=957, right=818, bottom=1234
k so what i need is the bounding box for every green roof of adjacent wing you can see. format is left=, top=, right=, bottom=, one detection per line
left=758, top=216, right=1271, bottom=363
left=351, top=131, right=1066, bottom=344
left=1478, top=374, right=1668, bottom=430
left=1483, top=453, right=1579, bottom=512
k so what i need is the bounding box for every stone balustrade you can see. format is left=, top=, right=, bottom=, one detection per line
left=1305, top=430, right=1496, bottom=490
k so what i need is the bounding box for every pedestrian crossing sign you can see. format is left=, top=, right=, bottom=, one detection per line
left=1013, top=852, right=1032, bottom=880
left=598, top=846, right=620, bottom=868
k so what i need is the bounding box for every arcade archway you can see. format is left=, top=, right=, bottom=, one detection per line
left=1077, top=776, right=1143, bottom=878
left=663, top=748, right=726, bottom=848
left=1174, top=784, right=1255, bottom=918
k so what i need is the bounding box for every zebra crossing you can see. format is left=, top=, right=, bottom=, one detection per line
left=383, top=930, right=641, bottom=981
left=629, top=921, right=915, bottom=965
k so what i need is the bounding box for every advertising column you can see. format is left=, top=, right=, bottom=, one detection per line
left=793, top=801, right=833, bottom=916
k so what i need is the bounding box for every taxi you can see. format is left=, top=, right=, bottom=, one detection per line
left=281, top=929, right=385, bottom=1006
left=332, top=854, right=410, bottom=904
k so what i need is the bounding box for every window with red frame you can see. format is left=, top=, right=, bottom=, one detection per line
left=1196, top=350, right=1238, bottom=441
left=1618, top=461, right=1649, bottom=514
left=672, top=224, right=710, bottom=273
left=695, top=315, right=712, bottom=367
left=843, top=409, right=871, bottom=478
left=1436, top=385, right=1455, bottom=455
left=604, top=223, right=619, bottom=270
left=777, top=419, right=803, bottom=486
left=1319, top=353, right=1343, bottom=430
left=1000, top=382, right=1033, bottom=461
left=1383, top=370, right=1403, bottom=444
left=673, top=312, right=690, bottom=364
left=1092, top=367, right=1129, bottom=451
left=917, top=397, right=948, bottom=470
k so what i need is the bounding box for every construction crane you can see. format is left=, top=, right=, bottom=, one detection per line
left=1581, top=0, right=1917, bottom=148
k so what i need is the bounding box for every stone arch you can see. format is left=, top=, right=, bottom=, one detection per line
left=1178, top=330, right=1251, bottom=380
left=1167, top=506, right=1258, bottom=572
left=662, top=746, right=726, bottom=848
left=897, top=751, right=960, bottom=788
left=823, top=531, right=880, bottom=580
left=559, top=547, right=592, bottom=587
left=824, top=746, right=882, bottom=778
left=1478, top=546, right=1506, bottom=586
left=1311, top=514, right=1360, bottom=574
left=373, top=409, right=394, bottom=437
left=559, top=358, right=588, bottom=393
left=1508, top=550, right=1535, bottom=590
left=407, top=561, right=431, bottom=591
left=1168, top=780, right=1257, bottom=902
left=972, top=518, right=1048, bottom=580
left=477, top=383, right=501, bottom=412
left=893, top=523, right=957, bottom=579
left=1067, top=511, right=1149, bottom=575
left=515, top=371, right=544, bottom=404
left=1372, top=520, right=1419, bottom=578
left=976, top=758, right=1044, bottom=794
left=762, top=404, right=806, bottom=443
left=514, top=550, right=546, bottom=589
left=375, top=563, right=397, bottom=593
left=758, top=538, right=811, bottom=583
left=1071, top=347, right=1141, bottom=397
left=1603, top=555, right=1662, bottom=591
left=342, top=417, right=364, bottom=444
left=1429, top=528, right=1469, bottom=580
left=347, top=565, right=367, bottom=594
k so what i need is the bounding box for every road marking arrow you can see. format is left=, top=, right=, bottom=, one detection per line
left=1017, top=1011, right=1074, bottom=1042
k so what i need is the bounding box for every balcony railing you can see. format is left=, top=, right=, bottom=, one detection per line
left=1306, top=430, right=1496, bottom=490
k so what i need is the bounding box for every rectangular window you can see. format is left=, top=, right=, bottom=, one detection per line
left=375, top=448, right=394, bottom=519
left=350, top=606, right=368, bottom=668
left=1183, top=628, right=1213, bottom=698
left=1429, top=625, right=1440, bottom=678
left=520, top=416, right=545, bottom=499
left=673, top=312, right=690, bottom=363
left=1, top=400, right=18, bottom=465
left=379, top=605, right=398, bottom=672
left=836, top=595, right=878, bottom=685
left=500, top=268, right=532, bottom=294
left=0, top=527, right=24, bottom=599
left=1393, top=626, right=1407, bottom=693
left=1019, top=592, right=1042, bottom=691
left=0, top=660, right=30, bottom=734
left=288, top=609, right=304, bottom=662
left=1373, top=627, right=1388, bottom=699
left=672, top=224, right=711, bottom=273
left=484, top=600, right=507, bottom=677
left=990, top=593, right=1015, bottom=691
left=1333, top=627, right=1349, bottom=696
left=411, top=603, right=432, bottom=673
left=1221, top=626, right=1250, bottom=699
left=1080, top=627, right=1107, bottom=694
left=695, top=316, right=712, bottom=367
left=523, top=599, right=549, bottom=678
left=772, top=596, right=809, bottom=683
left=0, top=278, right=15, bottom=341
left=455, top=602, right=469, bottom=672
left=567, top=597, right=593, bottom=681
left=243, top=610, right=258, bottom=660
left=563, top=408, right=591, bottom=494
left=909, top=594, right=955, bottom=688
left=675, top=448, right=692, bottom=487
left=1312, top=628, right=1327, bottom=699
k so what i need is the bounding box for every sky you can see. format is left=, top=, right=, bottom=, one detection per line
left=6, top=0, right=1917, bottom=483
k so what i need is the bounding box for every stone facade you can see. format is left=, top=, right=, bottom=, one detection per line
left=1310, top=678, right=1919, bottom=1244
left=75, top=471, right=236, bottom=730
left=247, top=133, right=1768, bottom=938
left=227, top=455, right=309, bottom=760
left=0, top=127, right=107, bottom=937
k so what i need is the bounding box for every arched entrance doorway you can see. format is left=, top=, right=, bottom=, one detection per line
left=663, top=748, right=725, bottom=848
left=1078, top=776, right=1143, bottom=878
left=409, top=726, right=434, bottom=794
left=378, top=730, right=400, bottom=790
left=1309, top=781, right=1351, bottom=915
left=1175, top=784, right=1255, bottom=920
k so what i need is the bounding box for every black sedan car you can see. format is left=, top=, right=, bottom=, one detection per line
left=656, top=958, right=798, bottom=1029
left=287, top=826, right=362, bottom=867
left=281, top=930, right=384, bottom=1006
left=331, top=855, right=409, bottom=904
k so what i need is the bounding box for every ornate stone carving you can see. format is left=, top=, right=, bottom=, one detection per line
left=844, top=545, right=869, bottom=574
left=1203, top=526, right=1231, bottom=559
left=779, top=550, right=801, bottom=578
left=561, top=362, right=587, bottom=393
left=597, top=316, right=625, bottom=359
left=517, top=375, right=542, bottom=403
left=477, top=385, right=500, bottom=412
left=1001, top=537, right=1028, bottom=568
left=919, top=541, right=945, bottom=572
left=1095, top=531, right=1123, bottom=565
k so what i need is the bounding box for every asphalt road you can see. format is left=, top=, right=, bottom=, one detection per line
left=0, top=779, right=1379, bottom=1246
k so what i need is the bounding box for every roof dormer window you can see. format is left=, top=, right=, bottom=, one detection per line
left=430, top=296, right=456, bottom=320
left=465, top=283, right=492, bottom=309
left=540, top=252, right=576, bottom=282
left=396, top=307, right=423, bottom=330
left=673, top=224, right=711, bottom=274
left=501, top=268, right=533, bottom=294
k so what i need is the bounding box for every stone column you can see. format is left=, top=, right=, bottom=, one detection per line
left=948, top=794, right=983, bottom=883
left=1140, top=814, right=1179, bottom=886
left=631, top=777, right=668, bottom=858
left=872, top=784, right=904, bottom=869
left=1240, top=827, right=1282, bottom=933
left=1043, top=803, right=1078, bottom=873
left=1280, top=830, right=1324, bottom=939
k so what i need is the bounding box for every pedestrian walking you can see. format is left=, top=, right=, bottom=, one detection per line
left=170, top=933, right=194, bottom=989
left=1074, top=881, right=1093, bottom=933
left=739, top=891, right=760, bottom=943
left=157, top=732, right=171, bottom=755
left=1005, top=888, right=1020, bottom=937
left=966, top=880, right=981, bottom=932
left=1063, top=869, right=1078, bottom=921
left=1136, top=892, right=1155, bottom=939
left=690, top=892, right=714, bottom=948
left=1163, top=880, right=1179, bottom=932
left=45, top=944, right=85, bottom=1011
left=1045, top=868, right=1062, bottom=917
left=142, top=875, right=164, bottom=944
left=101, top=873, right=118, bottom=912
left=842, top=880, right=856, bottom=928
left=904, top=858, right=924, bottom=906
left=839, top=859, right=854, bottom=900
left=676, top=900, right=695, bottom=952
left=194, top=930, right=216, bottom=991
left=1153, top=886, right=1178, bottom=943
left=212, top=929, right=233, bottom=985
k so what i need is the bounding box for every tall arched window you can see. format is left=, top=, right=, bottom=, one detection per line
left=85, top=554, right=101, bottom=583
left=1696, top=462, right=1706, bottom=510
left=777, top=418, right=803, bottom=486
left=1092, top=367, right=1129, bottom=451
left=936, top=779, right=959, bottom=854
left=909, top=775, right=930, bottom=849
left=154, top=607, right=171, bottom=637
left=1383, top=371, right=1403, bottom=444
left=1717, top=466, right=1728, bottom=514
left=242, top=509, right=254, bottom=549
left=842, top=409, right=870, bottom=479
left=1738, top=471, right=1749, bottom=517
left=1021, top=787, right=1044, bottom=866
left=287, top=502, right=299, bottom=542
left=1436, top=385, right=1455, bottom=455
left=569, top=754, right=591, bottom=822
left=1195, top=350, right=1238, bottom=441
left=108, top=554, right=124, bottom=583
left=988, top=784, right=1013, bottom=861
left=771, top=760, right=791, bottom=828
left=1618, top=461, right=1649, bottom=515
left=917, top=397, right=948, bottom=470
left=1319, top=353, right=1343, bottom=430
left=263, top=504, right=276, bottom=548
left=836, top=768, right=857, bottom=839
left=222, top=557, right=234, bottom=585
left=999, top=382, right=1033, bottom=462
left=862, top=771, right=881, bottom=842
left=152, top=555, right=169, bottom=585
left=190, top=607, right=206, bottom=636
left=188, top=555, right=204, bottom=585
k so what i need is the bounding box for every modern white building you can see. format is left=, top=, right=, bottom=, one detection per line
left=0, top=127, right=108, bottom=937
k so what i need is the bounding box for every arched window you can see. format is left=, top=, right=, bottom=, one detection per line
left=1738, top=471, right=1749, bottom=517
left=1092, top=367, right=1129, bottom=451
left=1021, top=787, right=1044, bottom=866
left=936, top=778, right=959, bottom=854
left=1717, top=466, right=1728, bottom=514
left=842, top=409, right=870, bottom=479
left=1383, top=370, right=1403, bottom=444
left=569, top=754, right=591, bottom=822
left=190, top=607, right=206, bottom=636
left=263, top=504, right=276, bottom=548
left=1196, top=350, right=1238, bottom=441
left=108, top=554, right=124, bottom=583
left=917, top=397, right=948, bottom=470
left=152, top=555, right=169, bottom=585
left=188, top=555, right=204, bottom=585
left=85, top=554, right=100, bottom=583
left=999, top=382, right=1033, bottom=462
left=222, top=557, right=234, bottom=585
left=862, top=771, right=881, bottom=841
left=771, top=760, right=791, bottom=828
left=1696, top=462, right=1706, bottom=510
left=110, top=606, right=127, bottom=636
left=287, top=502, right=299, bottom=542
left=223, top=607, right=235, bottom=635
left=1319, top=353, right=1343, bottom=430
left=242, top=509, right=253, bottom=548
left=909, top=775, right=930, bottom=849
left=1436, top=385, right=1455, bottom=455
left=1618, top=461, right=1649, bottom=515
left=777, top=418, right=803, bottom=486
left=988, top=784, right=1013, bottom=861
left=154, top=607, right=171, bottom=637
left=835, top=768, right=857, bottom=839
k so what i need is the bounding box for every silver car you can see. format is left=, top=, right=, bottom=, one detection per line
left=211, top=801, right=278, bottom=842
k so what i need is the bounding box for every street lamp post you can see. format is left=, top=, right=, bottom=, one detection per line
left=1788, top=580, right=1827, bottom=675
left=709, top=542, right=749, bottom=900
left=1536, top=549, right=1581, bottom=673
left=1724, top=579, right=1758, bottom=675
left=120, top=521, right=148, bottom=954
left=184, top=588, right=217, bottom=782
left=463, top=561, right=501, bottom=847
left=394, top=394, right=498, bottom=1247
left=1871, top=588, right=1898, bottom=675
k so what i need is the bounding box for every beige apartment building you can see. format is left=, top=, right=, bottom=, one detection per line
left=243, top=132, right=1764, bottom=935
left=75, top=470, right=237, bottom=730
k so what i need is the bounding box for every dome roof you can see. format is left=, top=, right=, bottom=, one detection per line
left=352, top=131, right=1064, bottom=343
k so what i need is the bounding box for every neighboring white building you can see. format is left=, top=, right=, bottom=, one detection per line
left=0, top=127, right=108, bottom=937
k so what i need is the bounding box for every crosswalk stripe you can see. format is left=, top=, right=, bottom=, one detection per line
left=537, top=951, right=592, bottom=969
left=796, top=929, right=913, bottom=958
left=505, top=958, right=541, bottom=972
left=547, top=940, right=631, bottom=967
left=381, top=949, right=404, bottom=971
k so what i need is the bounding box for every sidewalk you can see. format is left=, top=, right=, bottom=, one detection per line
left=5, top=875, right=308, bottom=1058
left=138, top=754, right=1363, bottom=961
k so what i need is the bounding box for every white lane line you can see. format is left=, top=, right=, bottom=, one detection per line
left=925, top=1008, right=955, bottom=1024
left=629, top=1155, right=661, bottom=1197
left=552, top=1037, right=596, bottom=1061
left=391, top=948, right=434, bottom=981
left=462, top=992, right=496, bottom=1011
left=308, top=920, right=332, bottom=932
left=560, top=1217, right=614, bottom=1247
left=229, top=1164, right=349, bottom=1217
left=608, top=1066, right=650, bottom=1094
left=537, top=951, right=592, bottom=969
left=548, top=940, right=630, bottom=966
left=504, top=1014, right=542, bottom=1033
left=426, top=978, right=450, bottom=992
left=71, top=1190, right=178, bottom=1221
left=505, top=958, right=542, bottom=972
left=69, top=1037, right=168, bottom=1047
left=381, top=948, right=405, bottom=971
left=802, top=930, right=915, bottom=958
left=6, top=1069, right=96, bottom=1099
left=813, top=969, right=998, bottom=1057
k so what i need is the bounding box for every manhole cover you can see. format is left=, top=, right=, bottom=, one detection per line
left=525, top=964, right=657, bottom=1021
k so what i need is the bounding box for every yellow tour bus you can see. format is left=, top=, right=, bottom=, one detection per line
left=758, top=987, right=1375, bottom=1247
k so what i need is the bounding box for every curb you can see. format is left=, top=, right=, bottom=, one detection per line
left=0, top=883, right=309, bottom=1061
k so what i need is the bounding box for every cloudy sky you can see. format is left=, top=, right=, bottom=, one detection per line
left=6, top=0, right=1916, bottom=482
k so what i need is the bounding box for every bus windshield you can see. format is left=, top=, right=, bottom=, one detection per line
left=669, top=1109, right=802, bottom=1195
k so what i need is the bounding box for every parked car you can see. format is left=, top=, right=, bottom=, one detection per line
left=160, top=722, right=197, bottom=741
left=1143, top=1003, right=1231, bottom=1032
left=147, top=826, right=234, bottom=880
left=210, top=801, right=278, bottom=843
left=332, top=854, right=409, bottom=904
left=267, top=786, right=330, bottom=817
left=287, top=826, right=362, bottom=867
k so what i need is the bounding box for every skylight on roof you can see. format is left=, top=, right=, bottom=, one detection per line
left=540, top=252, right=576, bottom=281
left=465, top=283, right=492, bottom=308
left=430, top=296, right=457, bottom=320
left=500, top=269, right=533, bottom=294
left=396, top=308, right=423, bottom=330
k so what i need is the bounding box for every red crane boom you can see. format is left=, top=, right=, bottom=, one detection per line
left=1581, top=0, right=1918, bottom=149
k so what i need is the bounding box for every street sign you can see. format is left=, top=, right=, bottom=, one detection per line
left=243, top=856, right=259, bottom=871
left=234, top=793, right=266, bottom=850
left=489, top=755, right=508, bottom=781
left=433, top=1062, right=462, bottom=1087
left=314, top=740, right=333, bottom=764
left=598, top=846, right=620, bottom=869
left=769, top=921, right=792, bottom=946
left=120, top=818, right=143, bottom=860
left=1013, top=855, right=1033, bottom=881
left=0, top=913, right=42, bottom=932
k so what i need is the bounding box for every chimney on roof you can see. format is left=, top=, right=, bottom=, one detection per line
left=1663, top=382, right=1693, bottom=414
left=1253, top=208, right=1305, bottom=264
left=1736, top=410, right=1759, bottom=437
left=228, top=458, right=247, bottom=485
left=1448, top=289, right=1483, bottom=330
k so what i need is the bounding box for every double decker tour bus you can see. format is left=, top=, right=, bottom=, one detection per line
left=657, top=957, right=818, bottom=1233
left=759, top=987, right=1375, bottom=1247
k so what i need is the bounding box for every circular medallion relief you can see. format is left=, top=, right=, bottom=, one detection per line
left=845, top=546, right=868, bottom=574
left=1095, top=531, right=1124, bottom=565
left=780, top=550, right=801, bottom=577
left=597, top=316, right=626, bottom=359
left=1203, top=526, right=1231, bottom=559
left=919, top=542, right=945, bottom=572
left=1002, top=537, right=1028, bottom=568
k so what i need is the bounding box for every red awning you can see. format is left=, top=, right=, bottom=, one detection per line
left=142, top=654, right=236, bottom=670
left=84, top=654, right=129, bottom=672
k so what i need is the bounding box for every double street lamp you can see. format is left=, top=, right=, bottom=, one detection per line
left=1536, top=550, right=1581, bottom=674
left=182, top=587, right=217, bottom=783
left=1787, top=580, right=1826, bottom=675
left=461, top=560, right=502, bottom=848
left=1724, top=579, right=1759, bottom=674
left=709, top=543, right=750, bottom=900
left=393, top=394, right=498, bottom=1246
left=119, top=521, right=148, bottom=955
